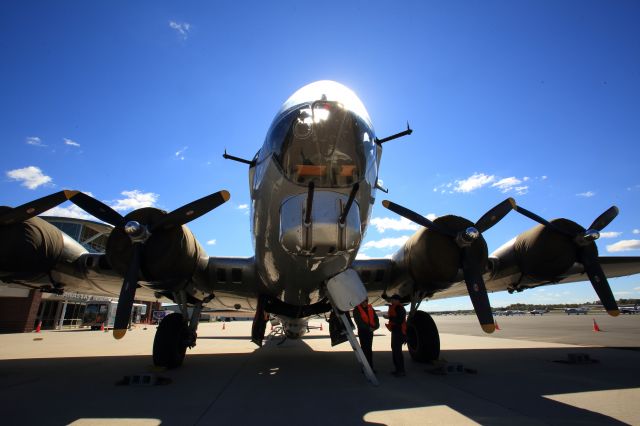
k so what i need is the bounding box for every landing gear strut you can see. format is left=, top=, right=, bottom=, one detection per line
left=152, top=292, right=208, bottom=368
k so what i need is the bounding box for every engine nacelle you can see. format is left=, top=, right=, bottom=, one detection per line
left=511, top=218, right=596, bottom=280
left=396, top=215, right=488, bottom=288
left=0, top=216, right=64, bottom=281
left=106, top=208, right=206, bottom=291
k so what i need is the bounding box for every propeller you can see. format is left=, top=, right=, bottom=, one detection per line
left=0, top=190, right=79, bottom=226
left=69, top=190, right=231, bottom=339
left=383, top=198, right=516, bottom=333
left=514, top=205, right=620, bottom=316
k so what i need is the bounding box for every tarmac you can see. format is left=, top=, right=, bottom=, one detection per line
left=0, top=313, right=638, bottom=425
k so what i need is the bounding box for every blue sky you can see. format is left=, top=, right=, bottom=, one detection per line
left=2, top=1, right=639, bottom=310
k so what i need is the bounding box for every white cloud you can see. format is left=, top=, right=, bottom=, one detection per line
left=514, top=186, right=529, bottom=195
left=43, top=204, right=94, bottom=220
left=356, top=252, right=393, bottom=260
left=606, top=239, right=640, bottom=253
left=634, top=287, right=640, bottom=291
left=25, top=136, right=46, bottom=147
left=454, top=173, right=495, bottom=193
left=362, top=235, right=409, bottom=250
left=64, top=138, right=80, bottom=147
left=169, top=21, right=191, bottom=39
left=42, top=192, right=95, bottom=220
left=633, top=229, right=640, bottom=235
left=491, top=177, right=522, bottom=193
left=370, top=216, right=420, bottom=233
left=6, top=166, right=52, bottom=189
left=436, top=173, right=541, bottom=195
left=206, top=239, right=216, bottom=245
left=175, top=146, right=188, bottom=160
left=576, top=191, right=595, bottom=198
left=237, top=204, right=249, bottom=210
left=599, top=231, right=622, bottom=239
left=110, top=190, right=159, bottom=212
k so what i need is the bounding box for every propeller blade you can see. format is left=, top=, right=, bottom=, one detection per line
left=0, top=190, right=79, bottom=225
left=382, top=200, right=455, bottom=238
left=150, top=190, right=231, bottom=232
left=70, top=192, right=124, bottom=227
left=475, top=198, right=516, bottom=233
left=461, top=248, right=495, bottom=333
left=514, top=205, right=574, bottom=238
left=579, top=250, right=619, bottom=316
left=514, top=205, right=551, bottom=227
left=113, top=242, right=142, bottom=339
left=587, top=206, right=619, bottom=232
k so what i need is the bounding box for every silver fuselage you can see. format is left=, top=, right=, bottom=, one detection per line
left=249, top=81, right=380, bottom=307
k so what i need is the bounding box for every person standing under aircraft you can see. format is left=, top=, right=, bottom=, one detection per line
left=386, top=295, right=407, bottom=377
left=353, top=299, right=379, bottom=372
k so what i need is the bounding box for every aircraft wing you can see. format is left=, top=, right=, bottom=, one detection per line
left=352, top=254, right=640, bottom=304
left=0, top=214, right=261, bottom=309
left=352, top=258, right=395, bottom=307
left=417, top=256, right=640, bottom=301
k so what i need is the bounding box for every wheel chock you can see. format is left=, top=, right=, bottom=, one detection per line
left=428, top=362, right=465, bottom=375
left=554, top=353, right=599, bottom=365
left=116, top=373, right=171, bottom=386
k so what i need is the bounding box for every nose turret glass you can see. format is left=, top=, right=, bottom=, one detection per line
left=267, top=102, right=375, bottom=188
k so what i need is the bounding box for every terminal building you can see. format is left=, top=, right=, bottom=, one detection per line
left=0, top=216, right=160, bottom=333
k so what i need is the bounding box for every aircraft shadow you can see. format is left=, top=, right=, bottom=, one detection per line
left=0, top=343, right=637, bottom=425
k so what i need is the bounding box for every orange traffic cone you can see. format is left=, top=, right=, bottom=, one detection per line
left=593, top=319, right=601, bottom=332
left=100, top=322, right=105, bottom=332
left=494, top=320, right=501, bottom=331
left=34, top=320, right=42, bottom=333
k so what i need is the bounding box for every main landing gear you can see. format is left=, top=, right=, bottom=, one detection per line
left=153, top=313, right=190, bottom=368
left=153, top=292, right=205, bottom=368
left=406, top=293, right=441, bottom=363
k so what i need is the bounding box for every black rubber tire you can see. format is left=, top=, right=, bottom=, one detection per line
left=407, top=311, right=440, bottom=362
left=153, top=313, right=189, bottom=369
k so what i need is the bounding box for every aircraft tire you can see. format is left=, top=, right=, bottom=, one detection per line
left=153, top=313, right=188, bottom=368
left=406, top=311, right=440, bottom=363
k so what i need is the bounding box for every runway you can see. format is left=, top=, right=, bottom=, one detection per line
left=0, top=314, right=638, bottom=425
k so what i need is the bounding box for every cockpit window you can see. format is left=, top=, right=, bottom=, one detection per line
left=265, top=102, right=376, bottom=188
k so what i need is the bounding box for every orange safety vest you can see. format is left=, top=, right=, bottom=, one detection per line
left=386, top=304, right=407, bottom=335
left=357, top=304, right=376, bottom=328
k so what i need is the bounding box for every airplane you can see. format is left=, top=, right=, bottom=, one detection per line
left=2, top=80, right=640, bottom=384
left=565, top=307, right=589, bottom=315
left=620, top=304, right=639, bottom=314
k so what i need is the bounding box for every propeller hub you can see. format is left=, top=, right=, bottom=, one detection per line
left=584, top=229, right=600, bottom=242
left=465, top=227, right=480, bottom=241
left=124, top=221, right=142, bottom=235
left=124, top=221, right=149, bottom=242
left=456, top=226, right=480, bottom=247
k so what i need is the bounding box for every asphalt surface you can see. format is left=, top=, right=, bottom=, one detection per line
left=0, top=315, right=638, bottom=425
left=432, top=312, right=640, bottom=348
